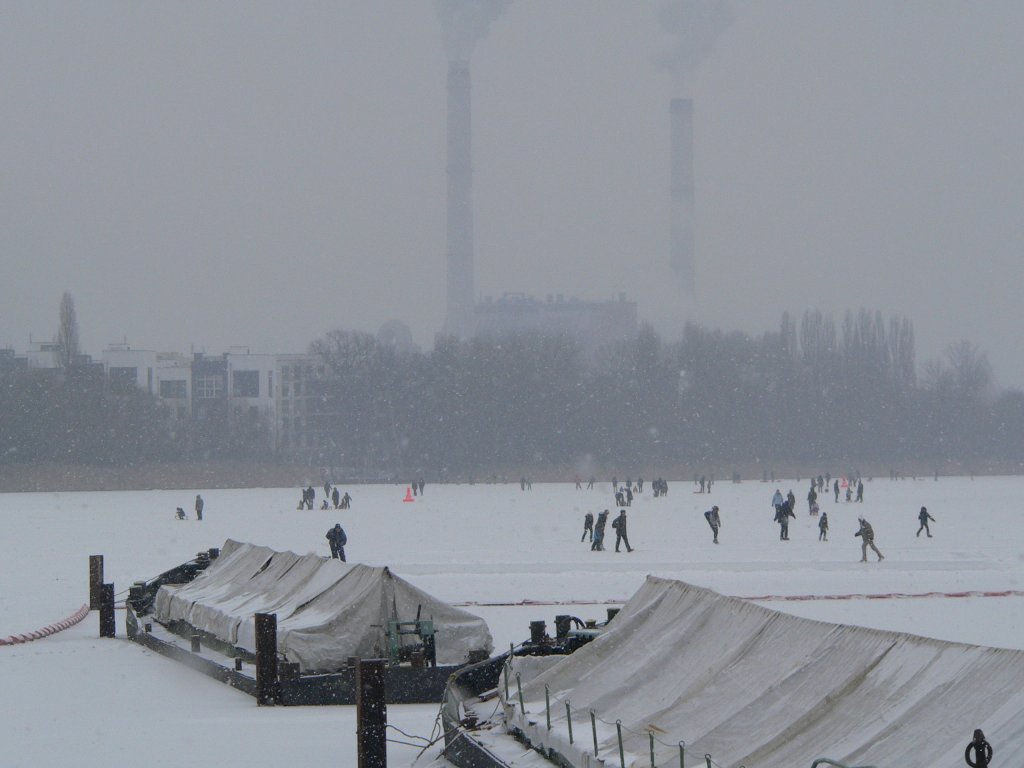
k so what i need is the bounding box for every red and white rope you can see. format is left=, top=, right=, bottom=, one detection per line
left=0, top=604, right=90, bottom=646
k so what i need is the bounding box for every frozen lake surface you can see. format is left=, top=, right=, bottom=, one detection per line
left=3, top=475, right=1023, bottom=766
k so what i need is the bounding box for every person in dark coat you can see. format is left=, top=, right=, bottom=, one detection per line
left=807, top=485, right=818, bottom=514
left=326, top=523, right=347, bottom=561
left=855, top=516, right=884, bottom=562
left=306, top=486, right=315, bottom=510
left=624, top=486, right=633, bottom=506
left=175, top=506, right=186, bottom=520
left=704, top=506, right=721, bottom=544
left=916, top=506, right=935, bottom=537
left=581, top=511, right=594, bottom=543
left=340, top=491, right=352, bottom=509
left=592, top=510, right=609, bottom=551
left=332, top=486, right=340, bottom=509
left=818, top=511, right=829, bottom=541
left=612, top=509, right=633, bottom=552
left=833, top=478, right=840, bottom=502
left=856, top=479, right=864, bottom=502
left=964, top=728, right=993, bottom=768
left=194, top=494, right=204, bottom=521
left=774, top=500, right=795, bottom=540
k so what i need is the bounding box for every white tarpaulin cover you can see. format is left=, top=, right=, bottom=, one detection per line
left=504, top=576, right=1024, bottom=767
left=153, top=540, right=493, bottom=671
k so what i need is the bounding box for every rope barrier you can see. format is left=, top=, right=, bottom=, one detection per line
left=458, top=589, right=1024, bottom=608
left=0, top=604, right=90, bottom=646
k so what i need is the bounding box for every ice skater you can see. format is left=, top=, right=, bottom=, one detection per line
left=818, top=511, right=828, bottom=541
left=855, top=516, right=884, bottom=562
left=592, top=510, right=609, bottom=551
left=774, top=499, right=795, bottom=540
left=612, top=509, right=633, bottom=552
left=581, top=511, right=594, bottom=543
left=916, top=506, right=935, bottom=537
left=704, top=505, right=721, bottom=544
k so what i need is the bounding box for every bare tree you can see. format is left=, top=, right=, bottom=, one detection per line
left=56, top=291, right=80, bottom=368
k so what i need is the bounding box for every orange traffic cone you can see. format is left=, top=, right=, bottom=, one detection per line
left=402, top=486, right=415, bottom=503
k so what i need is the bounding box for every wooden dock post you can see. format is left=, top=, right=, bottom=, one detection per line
left=357, top=658, right=387, bottom=768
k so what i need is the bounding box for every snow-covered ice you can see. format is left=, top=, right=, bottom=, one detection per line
left=2, top=475, right=1023, bottom=766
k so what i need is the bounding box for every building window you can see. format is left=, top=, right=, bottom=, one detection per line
left=232, top=370, right=260, bottom=398
left=196, top=374, right=223, bottom=399
left=159, top=379, right=187, bottom=399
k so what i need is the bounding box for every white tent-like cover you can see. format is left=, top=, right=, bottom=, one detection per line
left=153, top=539, right=493, bottom=671
left=504, top=576, right=1024, bottom=767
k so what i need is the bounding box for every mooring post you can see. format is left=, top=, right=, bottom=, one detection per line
left=254, top=612, right=278, bottom=706
left=704, top=753, right=712, bottom=768
left=591, top=710, right=599, bottom=758
left=191, top=634, right=201, bottom=653
left=566, top=700, right=574, bottom=744
left=99, top=583, right=115, bottom=637
left=617, top=720, right=625, bottom=768
left=650, top=731, right=655, bottom=767
left=545, top=684, right=551, bottom=730
left=516, top=672, right=525, bottom=713
left=678, top=741, right=685, bottom=768
left=356, top=658, right=387, bottom=768
left=89, top=555, right=104, bottom=610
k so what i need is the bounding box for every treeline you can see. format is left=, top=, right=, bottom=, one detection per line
left=2, top=308, right=1022, bottom=473
left=310, top=309, right=1024, bottom=474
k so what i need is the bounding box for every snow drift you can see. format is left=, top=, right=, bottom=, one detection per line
left=505, top=576, right=1024, bottom=767
left=153, top=539, right=493, bottom=671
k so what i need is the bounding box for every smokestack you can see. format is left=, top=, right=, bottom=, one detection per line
left=444, top=59, right=475, bottom=338
left=670, top=98, right=695, bottom=294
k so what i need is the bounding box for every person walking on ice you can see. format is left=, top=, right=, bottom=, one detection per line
left=581, top=511, right=594, bottom=543
left=612, top=509, right=633, bottom=552
left=916, top=506, right=935, bottom=537
left=592, top=510, right=609, bottom=551
left=855, top=516, right=884, bottom=562
left=818, top=511, right=828, bottom=541
left=194, top=494, right=204, bottom=521
left=325, top=523, right=347, bottom=561
left=704, top=505, right=721, bottom=544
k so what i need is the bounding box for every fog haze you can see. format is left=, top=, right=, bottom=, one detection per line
left=3, top=2, right=1022, bottom=383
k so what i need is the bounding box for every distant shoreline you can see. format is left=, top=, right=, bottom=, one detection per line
left=1, top=460, right=1021, bottom=493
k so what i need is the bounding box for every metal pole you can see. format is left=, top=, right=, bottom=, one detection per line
left=99, top=583, right=115, bottom=637
left=545, top=684, right=551, bottom=730
left=566, top=701, right=574, bottom=744
left=356, top=658, right=388, bottom=768
left=254, top=612, right=278, bottom=706
left=591, top=710, right=599, bottom=758
left=516, top=673, right=525, bottom=713
left=89, top=555, right=104, bottom=610
left=617, top=720, right=625, bottom=768
left=679, top=741, right=685, bottom=768
left=650, top=731, right=656, bottom=767
left=503, top=661, right=510, bottom=701
left=705, top=754, right=712, bottom=768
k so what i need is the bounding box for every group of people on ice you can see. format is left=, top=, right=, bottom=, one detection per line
left=581, top=509, right=633, bottom=552
left=299, top=484, right=351, bottom=510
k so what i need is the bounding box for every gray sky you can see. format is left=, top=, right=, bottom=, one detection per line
left=3, top=2, right=1023, bottom=384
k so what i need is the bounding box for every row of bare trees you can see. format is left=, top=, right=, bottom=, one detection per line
left=308, top=309, right=1020, bottom=475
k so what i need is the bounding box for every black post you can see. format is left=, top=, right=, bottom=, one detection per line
left=357, top=658, right=388, bottom=768
left=255, top=612, right=278, bottom=706
left=99, top=583, right=115, bottom=637
left=89, top=555, right=104, bottom=610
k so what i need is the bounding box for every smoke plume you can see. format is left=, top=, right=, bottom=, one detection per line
left=655, top=0, right=732, bottom=86
left=436, top=0, right=512, bottom=61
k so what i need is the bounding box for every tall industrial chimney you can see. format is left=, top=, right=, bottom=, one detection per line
left=444, top=60, right=476, bottom=338
left=670, top=98, right=695, bottom=295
